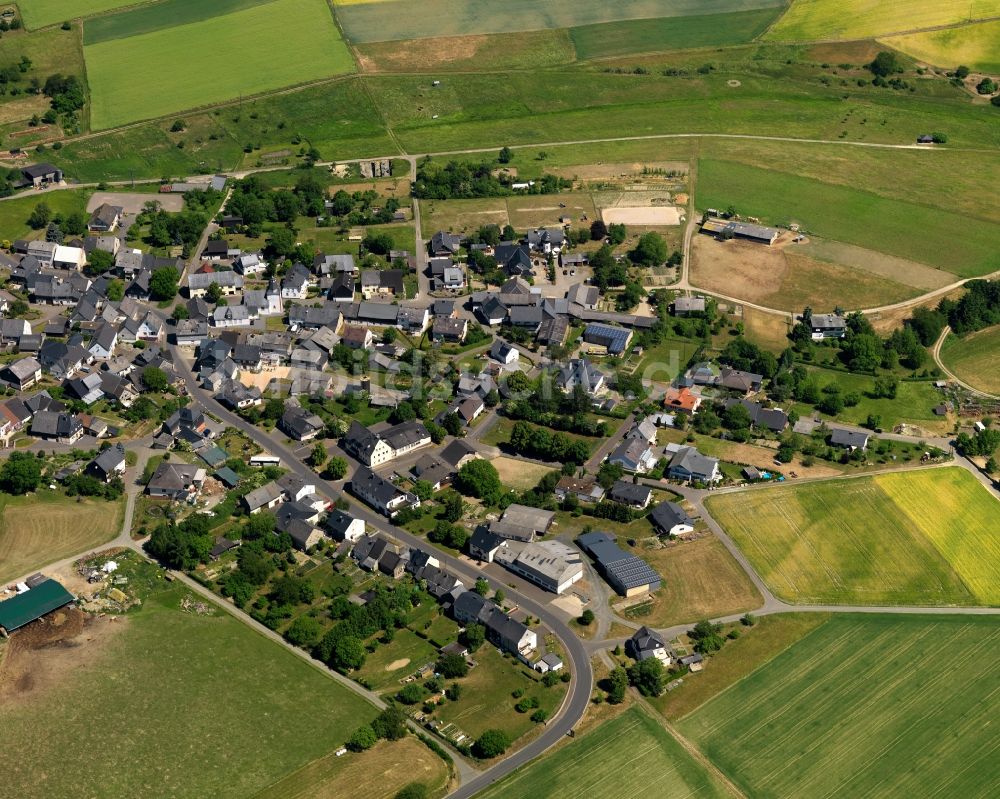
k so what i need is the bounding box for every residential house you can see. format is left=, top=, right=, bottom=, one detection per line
left=830, top=428, right=869, bottom=451
left=342, top=420, right=431, bottom=467
left=431, top=317, right=468, bottom=343
left=672, top=296, right=706, bottom=316
left=146, top=462, right=206, bottom=500
left=242, top=481, right=285, bottom=514
left=469, top=527, right=505, bottom=563
left=494, top=242, right=533, bottom=277
left=233, top=252, right=266, bottom=276
left=0, top=357, right=42, bottom=390
left=625, top=626, right=675, bottom=665
left=31, top=411, right=84, bottom=444
left=429, top=231, right=462, bottom=257
left=667, top=446, right=721, bottom=484
left=341, top=324, right=373, bottom=350
left=87, top=203, right=123, bottom=232
left=88, top=323, right=118, bottom=360
left=489, top=339, right=519, bottom=365
left=663, top=387, right=702, bottom=414
left=280, top=405, right=325, bottom=441
left=324, top=509, right=365, bottom=543
left=86, top=444, right=127, bottom=483
left=809, top=313, right=847, bottom=340
left=188, top=270, right=243, bottom=298
left=351, top=466, right=419, bottom=517
left=557, top=359, right=604, bottom=395
left=608, top=480, right=653, bottom=509
left=650, top=501, right=695, bottom=537
left=608, top=437, right=658, bottom=474
left=554, top=475, right=605, bottom=504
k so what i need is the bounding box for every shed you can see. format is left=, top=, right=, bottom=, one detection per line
left=0, top=579, right=74, bottom=634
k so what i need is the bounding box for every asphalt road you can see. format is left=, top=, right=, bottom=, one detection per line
left=167, top=343, right=593, bottom=797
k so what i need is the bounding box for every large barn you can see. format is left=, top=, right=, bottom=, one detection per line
left=0, top=579, right=75, bottom=636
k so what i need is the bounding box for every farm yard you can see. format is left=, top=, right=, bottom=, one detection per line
left=882, top=20, right=1000, bottom=73
left=0, top=575, right=382, bottom=798
left=0, top=491, right=125, bottom=585
left=334, top=0, right=786, bottom=43
left=84, top=0, right=355, bottom=129
left=679, top=614, right=1000, bottom=799
left=765, top=0, right=1000, bottom=41
left=695, top=159, right=1000, bottom=278
left=706, top=468, right=1000, bottom=605
left=476, top=706, right=730, bottom=799
left=939, top=325, right=1000, bottom=395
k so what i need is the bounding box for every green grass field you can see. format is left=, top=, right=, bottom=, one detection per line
left=84, top=0, right=272, bottom=44
left=335, top=0, right=783, bottom=43
left=707, top=468, right=1000, bottom=605
left=478, top=705, right=730, bottom=798
left=884, top=20, right=1000, bottom=73
left=939, top=326, right=1000, bottom=395
left=697, top=159, right=1000, bottom=278
left=679, top=614, right=1000, bottom=798
left=0, top=579, right=379, bottom=797
left=0, top=26, right=87, bottom=122
left=0, top=189, right=92, bottom=241
left=16, top=0, right=154, bottom=30
left=85, top=0, right=355, bottom=129
left=569, top=7, right=783, bottom=60
left=767, top=0, right=1000, bottom=41
left=0, top=490, right=124, bottom=585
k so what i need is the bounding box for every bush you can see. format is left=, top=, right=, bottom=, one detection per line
left=347, top=724, right=377, bottom=752
left=397, top=683, right=426, bottom=705
left=578, top=609, right=595, bottom=626
left=436, top=653, right=469, bottom=678
left=530, top=709, right=549, bottom=723
left=473, top=729, right=511, bottom=759
left=395, top=785, right=428, bottom=799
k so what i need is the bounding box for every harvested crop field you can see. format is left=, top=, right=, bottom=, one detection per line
left=335, top=0, right=785, bottom=43
left=939, top=325, right=1000, bottom=395
left=477, top=705, right=730, bottom=799
left=689, top=236, right=922, bottom=311
left=0, top=492, right=125, bottom=585
left=882, top=20, right=1000, bottom=73
left=766, top=0, right=1000, bottom=41
left=680, top=614, right=1000, bottom=799
left=602, top=206, right=682, bottom=225
left=706, top=468, right=1000, bottom=605
left=85, top=0, right=355, bottom=129
left=419, top=198, right=509, bottom=238
left=796, top=238, right=954, bottom=291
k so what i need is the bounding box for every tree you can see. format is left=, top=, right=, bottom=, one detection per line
left=363, top=231, right=393, bottom=255
left=474, top=577, right=490, bottom=596
left=0, top=451, right=42, bottom=494
left=872, top=375, right=898, bottom=399
left=976, top=77, right=997, bottom=95
left=473, top=729, right=511, bottom=759
left=722, top=402, right=752, bottom=431
left=607, top=223, right=627, bottom=245
left=454, top=459, right=504, bottom=504
left=27, top=202, right=51, bottom=229
left=205, top=282, right=224, bottom=304
left=142, top=366, right=169, bottom=393
left=171, top=119, right=186, bottom=132
left=371, top=705, right=408, bottom=741
left=86, top=249, right=115, bottom=275
left=689, top=619, right=725, bottom=654
left=308, top=442, right=327, bottom=468
left=498, top=146, right=513, bottom=164
left=347, top=724, right=378, bottom=752
left=324, top=456, right=348, bottom=480
left=589, top=219, right=608, bottom=240
left=397, top=683, right=426, bottom=704
left=954, top=65, right=970, bottom=79
left=396, top=784, right=429, bottom=799
left=607, top=666, right=628, bottom=704
left=869, top=51, right=902, bottom=77
left=285, top=615, right=322, bottom=648
left=150, top=265, right=180, bottom=301
left=331, top=635, right=366, bottom=671
left=630, top=232, right=668, bottom=266
left=627, top=657, right=666, bottom=697
left=578, top=609, right=595, bottom=626
left=461, top=622, right=485, bottom=652
left=105, top=278, right=124, bottom=302
left=437, top=653, right=469, bottom=678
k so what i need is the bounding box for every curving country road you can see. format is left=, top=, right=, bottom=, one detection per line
left=164, top=342, right=593, bottom=799
left=931, top=325, right=1000, bottom=400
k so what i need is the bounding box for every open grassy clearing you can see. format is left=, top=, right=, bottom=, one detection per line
left=477, top=705, right=730, bottom=799
left=16, top=0, right=154, bottom=30
left=85, top=0, right=355, bottom=130
left=253, top=737, right=449, bottom=799
left=875, top=468, right=1000, bottom=604
left=679, top=614, right=1000, bottom=799
left=697, top=138, right=1000, bottom=226
left=739, top=307, right=793, bottom=352
left=353, top=628, right=440, bottom=692
left=883, top=20, right=1000, bottom=73
left=0, top=25, right=87, bottom=119
left=707, top=467, right=997, bottom=605
left=767, top=0, right=1000, bottom=41
left=481, top=417, right=597, bottom=456
left=419, top=198, right=509, bottom=239
left=0, top=188, right=92, bottom=242
left=492, top=457, right=557, bottom=491
left=0, top=580, right=380, bottom=798
left=651, top=613, right=829, bottom=719
left=569, top=7, right=783, bottom=61
left=628, top=535, right=763, bottom=627
left=939, top=325, right=1000, bottom=394
left=84, top=0, right=274, bottom=44
left=689, top=236, right=925, bottom=311
left=634, top=337, right=703, bottom=383
left=0, top=491, right=125, bottom=585
left=697, top=159, right=1000, bottom=278
left=355, top=29, right=576, bottom=72
left=336, top=0, right=783, bottom=43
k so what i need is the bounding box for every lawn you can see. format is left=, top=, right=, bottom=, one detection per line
left=0, top=578, right=382, bottom=798
left=16, top=0, right=154, bottom=29
left=679, top=614, right=1000, bottom=798
left=354, top=628, right=441, bottom=692
left=418, top=197, right=509, bottom=239
left=939, top=325, right=1000, bottom=395
left=650, top=613, right=830, bottom=720
left=433, top=645, right=566, bottom=744
left=336, top=0, right=784, bottom=43
left=0, top=189, right=92, bottom=241
left=84, top=0, right=355, bottom=129
left=0, top=490, right=125, bottom=585
left=767, top=0, right=1000, bottom=40
left=696, top=159, right=1000, bottom=278
left=883, top=20, right=1000, bottom=73
left=628, top=535, right=762, bottom=627
left=633, top=336, right=703, bottom=383
left=476, top=705, right=730, bottom=799
left=492, top=456, right=557, bottom=491
left=706, top=467, right=999, bottom=605
left=569, top=7, right=783, bottom=60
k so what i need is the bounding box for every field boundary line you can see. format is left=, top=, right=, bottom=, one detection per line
left=767, top=15, right=1000, bottom=46
left=634, top=696, right=747, bottom=799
